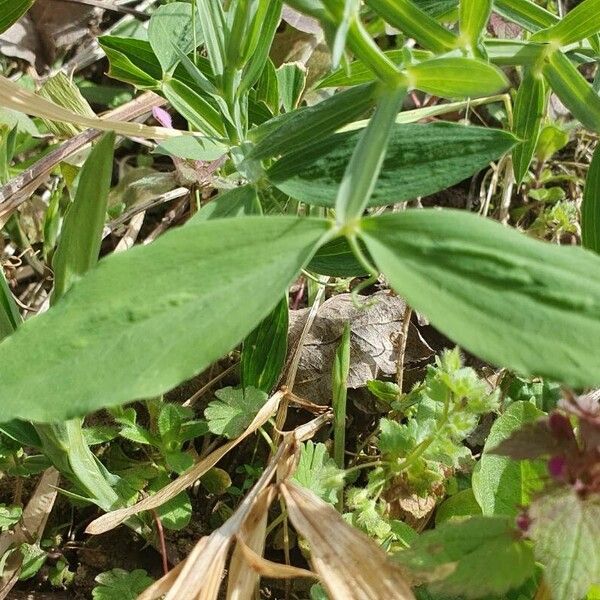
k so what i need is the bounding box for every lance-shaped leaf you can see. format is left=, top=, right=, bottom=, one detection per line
left=0, top=0, right=35, bottom=35
left=360, top=209, right=600, bottom=387
left=542, top=50, right=600, bottom=133
left=407, top=57, right=508, bottom=99
left=335, top=85, right=406, bottom=224
left=512, top=70, right=547, bottom=185
left=532, top=0, right=600, bottom=47
left=493, top=0, right=558, bottom=32
left=0, top=217, right=329, bottom=423
left=268, top=122, right=517, bottom=208
left=366, top=0, right=458, bottom=53
left=459, top=0, right=492, bottom=52
left=582, top=144, right=600, bottom=254
left=52, top=132, right=115, bottom=302
left=0, top=267, right=19, bottom=341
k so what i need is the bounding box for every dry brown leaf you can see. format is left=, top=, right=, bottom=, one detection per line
left=281, top=481, right=415, bottom=600
left=226, top=487, right=276, bottom=600
left=88, top=391, right=284, bottom=535
left=289, top=292, right=433, bottom=404
left=0, top=16, right=41, bottom=66
left=0, top=76, right=184, bottom=140
left=0, top=468, right=60, bottom=600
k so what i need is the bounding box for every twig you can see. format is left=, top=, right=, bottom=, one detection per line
left=151, top=509, right=169, bottom=576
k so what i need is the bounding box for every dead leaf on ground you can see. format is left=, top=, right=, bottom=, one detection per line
left=288, top=291, right=433, bottom=404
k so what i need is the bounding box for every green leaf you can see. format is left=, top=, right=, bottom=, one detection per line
left=459, top=0, right=492, bottom=52
left=512, top=70, right=547, bottom=185
left=333, top=322, right=350, bottom=471
left=0, top=217, right=328, bottom=423
left=99, top=37, right=161, bottom=89
left=396, top=516, right=535, bottom=598
left=155, top=135, right=227, bottom=162
left=276, top=63, right=307, bottom=113
left=360, top=209, right=600, bottom=387
left=472, top=401, right=546, bottom=517
left=92, top=568, right=154, bottom=600
left=291, top=441, right=345, bottom=504
left=191, top=186, right=261, bottom=222
left=366, top=0, right=458, bottom=53
left=269, top=122, right=517, bottom=208
left=248, top=82, right=378, bottom=160
left=19, top=543, right=47, bottom=581
left=0, top=266, right=20, bottom=341
left=241, top=296, right=288, bottom=393
left=161, top=79, right=224, bottom=137
left=52, top=132, right=115, bottom=302
left=204, top=386, right=268, bottom=439
left=152, top=479, right=192, bottom=530
left=335, top=85, right=406, bottom=224
left=0, top=504, right=22, bottom=530
left=0, top=0, right=35, bottom=35
left=493, top=0, right=558, bottom=32
left=197, top=0, right=227, bottom=77
left=532, top=0, right=600, bottom=47
left=407, top=57, right=508, bottom=99
left=435, top=488, right=482, bottom=525
left=529, top=488, right=600, bottom=600
left=582, top=144, right=600, bottom=253
left=148, top=2, right=203, bottom=73
left=542, top=49, right=600, bottom=133
left=308, top=237, right=368, bottom=276
left=535, top=123, right=569, bottom=163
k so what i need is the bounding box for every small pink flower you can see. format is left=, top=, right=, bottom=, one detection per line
left=548, top=455, right=567, bottom=480
left=516, top=511, right=531, bottom=533
left=549, top=412, right=573, bottom=440
left=152, top=106, right=173, bottom=129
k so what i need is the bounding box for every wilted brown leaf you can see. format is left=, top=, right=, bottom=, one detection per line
left=288, top=291, right=433, bottom=404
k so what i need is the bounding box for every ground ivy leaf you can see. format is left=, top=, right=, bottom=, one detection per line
left=0, top=504, right=22, bottom=531
left=204, top=386, right=268, bottom=439
left=396, top=516, right=535, bottom=598
left=292, top=441, right=345, bottom=504
left=472, top=401, right=546, bottom=517
left=530, top=488, right=600, bottom=600
left=92, top=568, right=154, bottom=600
left=0, top=217, right=328, bottom=423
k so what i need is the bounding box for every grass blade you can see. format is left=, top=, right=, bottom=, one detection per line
left=532, top=0, right=600, bottom=46
left=582, top=144, right=600, bottom=253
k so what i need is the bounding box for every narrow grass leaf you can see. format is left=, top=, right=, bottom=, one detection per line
left=0, top=218, right=328, bottom=423
left=512, top=70, right=547, bottom=185
left=332, top=323, right=350, bottom=471
left=360, top=210, right=600, bottom=387
left=407, top=57, right=508, bottom=98
left=52, top=132, right=115, bottom=302
left=542, top=49, right=600, bottom=132
left=0, top=268, right=19, bottom=341
left=532, top=0, right=600, bottom=46
left=269, top=123, right=517, bottom=208
left=335, top=85, right=406, bottom=224
left=197, top=0, right=227, bottom=77
left=582, top=143, right=600, bottom=253
left=366, top=0, right=458, bottom=53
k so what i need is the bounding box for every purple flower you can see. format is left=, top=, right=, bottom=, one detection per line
left=152, top=106, right=173, bottom=129
left=516, top=511, right=531, bottom=533
left=548, top=455, right=567, bottom=480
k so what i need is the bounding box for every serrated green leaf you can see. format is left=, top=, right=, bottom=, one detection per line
left=269, top=123, right=516, bottom=208
left=530, top=488, right=600, bottom=600
left=0, top=0, right=35, bottom=35
left=396, top=516, right=535, bottom=598
left=407, top=57, right=508, bottom=98
left=154, top=485, right=192, bottom=530
left=366, top=0, right=458, bottom=53
left=242, top=296, right=288, bottom=393
left=52, top=132, right=115, bottom=302
left=582, top=144, right=600, bottom=253
left=512, top=70, right=547, bottom=185
left=360, top=209, right=600, bottom=387
left=472, top=401, right=546, bottom=517
left=0, top=217, right=328, bottom=423
left=148, top=2, right=203, bottom=73
left=542, top=49, right=600, bottom=133
left=292, top=441, right=345, bottom=504
left=532, top=0, right=600, bottom=47
left=205, top=386, right=268, bottom=439
left=92, top=568, right=154, bottom=600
